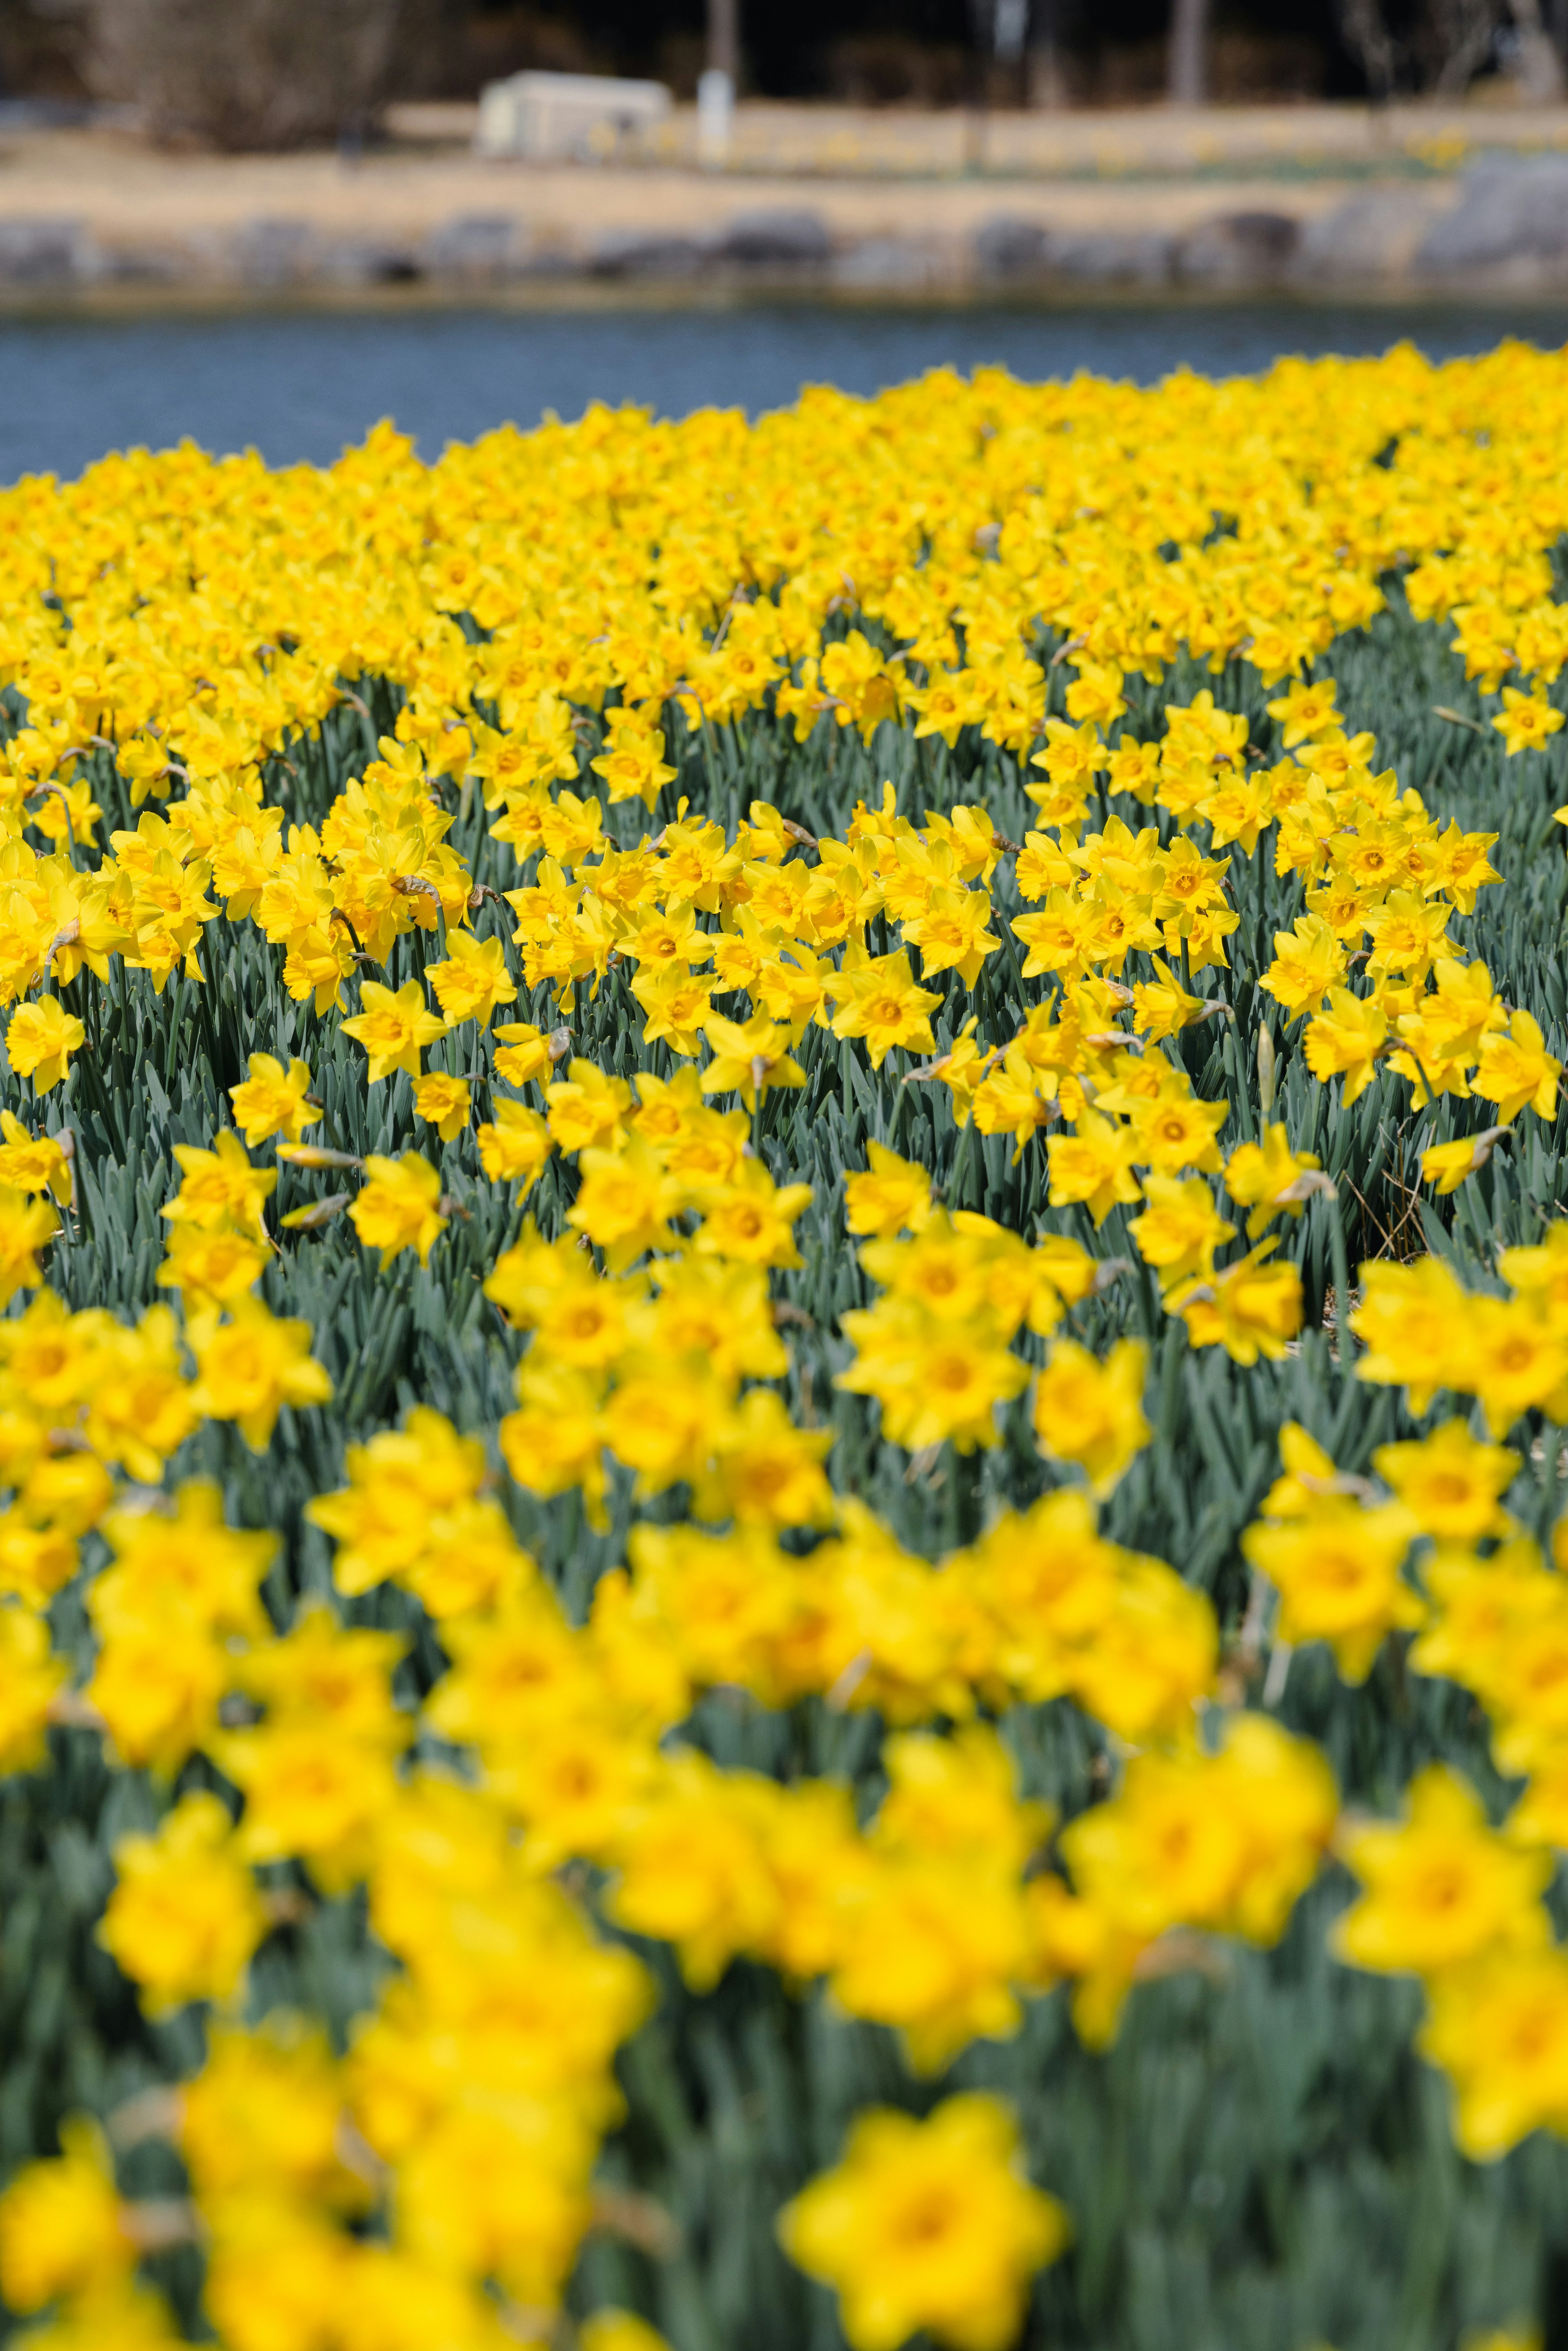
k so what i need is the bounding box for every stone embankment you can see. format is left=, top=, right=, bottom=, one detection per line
left=6, top=107, right=1568, bottom=300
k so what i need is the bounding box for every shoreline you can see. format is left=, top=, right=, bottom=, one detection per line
left=6, top=108, right=1568, bottom=302
left=7, top=278, right=1568, bottom=320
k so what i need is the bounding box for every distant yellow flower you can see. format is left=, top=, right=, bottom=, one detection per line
left=411, top=1071, right=473, bottom=1143
left=1465, top=1296, right=1568, bottom=1436
left=1474, top=1012, right=1561, bottom=1123
left=547, top=1059, right=634, bottom=1154
left=189, top=1298, right=334, bottom=1448
left=161, top=1129, right=276, bottom=1240
left=0, top=1109, right=72, bottom=1205
left=701, top=1011, right=805, bottom=1111
left=580, top=2316, right=675, bottom=2351
left=341, top=978, right=445, bottom=1083
left=1372, top=1417, right=1518, bottom=1541
left=351, top=1151, right=448, bottom=1266
left=1267, top=674, right=1340, bottom=747
left=6, top=994, right=85, bottom=1093
left=902, top=882, right=1000, bottom=991
left=1259, top=915, right=1346, bottom=1021
left=778, top=2093, right=1068, bottom=2351
left=1128, top=1172, right=1234, bottom=1287
left=1492, top=686, right=1563, bottom=757
left=1333, top=1765, right=1549, bottom=1979
left=157, top=1223, right=269, bottom=1308
left=1420, top=1944, right=1568, bottom=2158
left=1129, top=1089, right=1227, bottom=1177
left=225, top=1720, right=398, bottom=1894
left=1352, top=1256, right=1471, bottom=1413
left=697, top=1386, right=834, bottom=1529
left=492, top=1019, right=558, bottom=1088
left=694, top=1159, right=813, bottom=1268
left=1128, top=954, right=1207, bottom=1040
left=829, top=948, right=940, bottom=1070
left=1171, top=1240, right=1303, bottom=1366
left=0, top=1604, right=65, bottom=1772
left=844, top=1141, right=933, bottom=1240
left=98, top=1789, right=266, bottom=2016
left=0, top=2117, right=132, bottom=2314
left=0, top=1183, right=58, bottom=1306
left=1034, top=1337, right=1149, bottom=1497
left=1047, top=1110, right=1141, bottom=1228
left=425, top=928, right=517, bottom=1027
left=568, top=1138, right=682, bottom=1272
left=1242, top=1491, right=1422, bottom=1683
left=1303, top=988, right=1388, bottom=1104
left=229, top=1052, right=318, bottom=1147
left=1224, top=1122, right=1327, bottom=1237
left=1421, top=1130, right=1509, bottom=1195
left=283, top=921, right=356, bottom=1016
left=837, top=1307, right=1029, bottom=1453
left=475, top=1099, right=552, bottom=1192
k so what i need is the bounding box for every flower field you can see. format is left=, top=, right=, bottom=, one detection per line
left=2, top=344, right=1568, bottom=2350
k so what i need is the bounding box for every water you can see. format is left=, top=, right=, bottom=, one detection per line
left=1, top=296, right=1565, bottom=481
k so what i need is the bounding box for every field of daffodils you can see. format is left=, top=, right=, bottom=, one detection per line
left=0, top=347, right=1566, bottom=2351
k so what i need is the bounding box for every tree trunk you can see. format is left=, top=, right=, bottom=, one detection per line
left=1168, top=0, right=1210, bottom=103
left=707, top=0, right=737, bottom=85
left=1510, top=0, right=1566, bottom=94
left=1335, top=0, right=1397, bottom=101
left=1027, top=0, right=1068, bottom=104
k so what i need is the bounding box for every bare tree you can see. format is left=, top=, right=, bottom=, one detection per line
left=1336, top=0, right=1399, bottom=98
left=1509, top=0, right=1566, bottom=94
left=1027, top=0, right=1069, bottom=106
left=1340, top=0, right=1519, bottom=94
left=707, top=0, right=738, bottom=86
left=1167, top=0, right=1209, bottom=103
left=89, top=0, right=430, bottom=149
left=1428, top=0, right=1503, bottom=91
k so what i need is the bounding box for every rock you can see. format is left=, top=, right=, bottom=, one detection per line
left=423, top=213, right=522, bottom=282
left=1043, top=231, right=1172, bottom=286
left=318, top=238, right=423, bottom=286
left=1417, top=156, right=1568, bottom=276
left=974, top=215, right=1172, bottom=288
left=232, top=216, right=315, bottom=290
left=589, top=230, right=708, bottom=279
left=974, top=214, right=1050, bottom=283
left=92, top=241, right=190, bottom=285
left=718, top=208, right=831, bottom=268
left=1175, top=210, right=1299, bottom=287
left=1291, top=190, right=1440, bottom=285
left=832, top=235, right=942, bottom=291
left=0, top=216, right=87, bottom=286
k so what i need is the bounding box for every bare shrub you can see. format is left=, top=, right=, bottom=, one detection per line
left=88, top=0, right=440, bottom=149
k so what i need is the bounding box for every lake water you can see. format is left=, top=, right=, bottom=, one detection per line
left=2, top=297, right=1565, bottom=481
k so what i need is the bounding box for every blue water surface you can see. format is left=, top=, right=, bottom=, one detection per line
left=0, top=297, right=1564, bottom=480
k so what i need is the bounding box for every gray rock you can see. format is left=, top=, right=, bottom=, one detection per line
left=424, top=213, right=522, bottom=282
left=1417, top=156, right=1568, bottom=274
left=589, top=231, right=708, bottom=279
left=318, top=238, right=423, bottom=286
left=974, top=215, right=1172, bottom=288
left=975, top=214, right=1051, bottom=283
left=1175, top=209, right=1300, bottom=287
left=1045, top=231, right=1172, bottom=286
left=1291, top=190, right=1439, bottom=285
left=719, top=208, right=831, bottom=267
left=0, top=216, right=87, bottom=286
left=832, top=236, right=942, bottom=291
left=232, top=216, right=315, bottom=289
left=92, top=242, right=189, bottom=285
